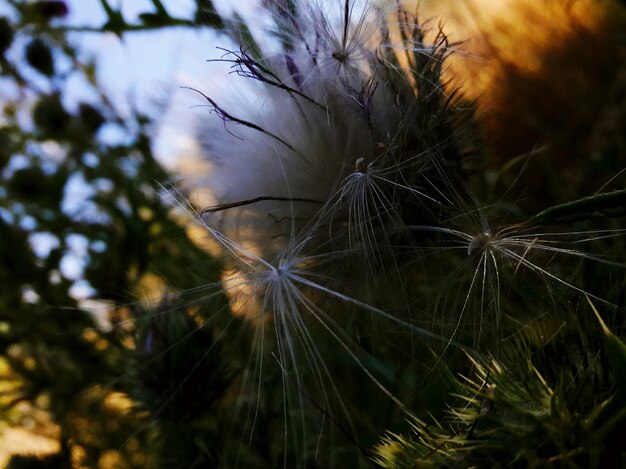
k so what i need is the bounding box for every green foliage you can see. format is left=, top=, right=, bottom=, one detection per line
left=531, top=190, right=626, bottom=225
left=24, top=38, right=54, bottom=77
left=6, top=453, right=64, bottom=469
left=126, top=302, right=233, bottom=468
left=0, top=1, right=228, bottom=466
left=374, top=307, right=626, bottom=468
left=0, top=17, right=15, bottom=55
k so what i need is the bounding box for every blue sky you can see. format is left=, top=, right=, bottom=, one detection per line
left=59, top=1, right=257, bottom=168
left=1, top=1, right=244, bottom=300
left=67, top=1, right=220, bottom=120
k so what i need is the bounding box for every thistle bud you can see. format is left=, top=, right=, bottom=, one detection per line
left=32, top=94, right=70, bottom=135
left=78, top=103, right=105, bottom=134
left=194, top=0, right=223, bottom=27
left=30, top=1, right=69, bottom=21
left=0, top=17, right=14, bottom=56
left=25, top=38, right=54, bottom=77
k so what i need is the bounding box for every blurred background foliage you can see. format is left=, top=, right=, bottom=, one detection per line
left=0, top=0, right=625, bottom=468
left=0, top=1, right=233, bottom=467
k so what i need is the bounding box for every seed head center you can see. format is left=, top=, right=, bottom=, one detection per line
left=332, top=50, right=349, bottom=63
left=355, top=157, right=367, bottom=173
left=468, top=232, right=493, bottom=256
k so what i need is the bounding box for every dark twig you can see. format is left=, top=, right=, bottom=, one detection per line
left=201, top=196, right=323, bottom=215
left=183, top=86, right=300, bottom=154
left=209, top=47, right=326, bottom=111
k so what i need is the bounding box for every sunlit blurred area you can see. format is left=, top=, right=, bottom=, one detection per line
left=415, top=0, right=626, bottom=202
